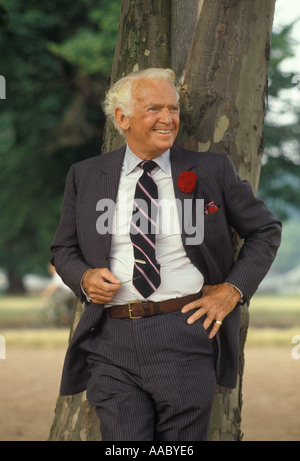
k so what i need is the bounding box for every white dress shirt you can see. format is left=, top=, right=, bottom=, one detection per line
left=105, top=145, right=204, bottom=306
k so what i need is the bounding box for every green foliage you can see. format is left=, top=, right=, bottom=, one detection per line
left=266, top=216, right=300, bottom=274
left=267, top=24, right=296, bottom=96
left=48, top=2, right=121, bottom=75
left=0, top=0, right=121, bottom=280
left=259, top=21, right=300, bottom=219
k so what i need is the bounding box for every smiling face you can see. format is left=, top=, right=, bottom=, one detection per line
left=115, top=78, right=180, bottom=160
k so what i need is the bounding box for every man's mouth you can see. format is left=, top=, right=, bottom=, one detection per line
left=154, top=129, right=172, bottom=134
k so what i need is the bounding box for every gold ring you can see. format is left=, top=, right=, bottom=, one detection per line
left=216, top=320, right=222, bottom=325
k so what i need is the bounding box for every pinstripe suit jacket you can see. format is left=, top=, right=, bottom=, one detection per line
left=51, top=145, right=281, bottom=395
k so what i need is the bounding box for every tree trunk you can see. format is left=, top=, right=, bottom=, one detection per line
left=7, top=270, right=26, bottom=294
left=102, top=0, right=171, bottom=153
left=48, top=0, right=275, bottom=441
left=170, top=0, right=276, bottom=440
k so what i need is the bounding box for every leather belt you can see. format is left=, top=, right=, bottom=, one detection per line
left=104, top=291, right=202, bottom=319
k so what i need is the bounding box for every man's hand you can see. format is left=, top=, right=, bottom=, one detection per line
left=181, top=284, right=241, bottom=339
left=82, top=268, right=121, bottom=304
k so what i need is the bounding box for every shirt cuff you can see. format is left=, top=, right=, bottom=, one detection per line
left=224, top=282, right=244, bottom=302
left=80, top=274, right=91, bottom=303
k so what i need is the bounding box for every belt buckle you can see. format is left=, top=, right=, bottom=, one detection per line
left=128, top=301, right=143, bottom=319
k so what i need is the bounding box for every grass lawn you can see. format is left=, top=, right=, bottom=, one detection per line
left=0, top=294, right=46, bottom=327
left=0, top=294, right=70, bottom=347
left=248, top=295, right=300, bottom=328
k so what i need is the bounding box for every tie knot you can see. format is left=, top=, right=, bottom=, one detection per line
left=140, top=160, right=157, bottom=172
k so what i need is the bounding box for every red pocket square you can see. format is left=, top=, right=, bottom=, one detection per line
left=205, top=201, right=220, bottom=214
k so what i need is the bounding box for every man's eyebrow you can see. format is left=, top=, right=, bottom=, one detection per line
left=146, top=103, right=179, bottom=108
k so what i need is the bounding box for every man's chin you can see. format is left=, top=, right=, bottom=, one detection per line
left=151, top=136, right=175, bottom=151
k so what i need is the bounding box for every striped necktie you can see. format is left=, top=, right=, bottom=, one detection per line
left=130, top=160, right=161, bottom=298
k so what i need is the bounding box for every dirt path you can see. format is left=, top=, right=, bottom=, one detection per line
left=0, top=345, right=299, bottom=441
left=242, top=346, right=300, bottom=441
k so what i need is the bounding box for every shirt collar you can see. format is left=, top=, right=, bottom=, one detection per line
left=124, top=144, right=171, bottom=176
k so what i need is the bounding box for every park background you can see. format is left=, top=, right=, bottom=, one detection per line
left=0, top=0, right=299, bottom=441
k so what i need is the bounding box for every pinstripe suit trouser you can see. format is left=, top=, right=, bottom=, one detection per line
left=85, top=308, right=218, bottom=441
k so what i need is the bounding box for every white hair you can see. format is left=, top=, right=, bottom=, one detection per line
left=103, top=68, right=180, bottom=135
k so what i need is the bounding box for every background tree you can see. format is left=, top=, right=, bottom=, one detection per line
left=48, top=0, right=276, bottom=441
left=259, top=22, right=300, bottom=220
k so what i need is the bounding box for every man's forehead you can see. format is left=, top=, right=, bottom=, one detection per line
left=132, top=78, right=177, bottom=102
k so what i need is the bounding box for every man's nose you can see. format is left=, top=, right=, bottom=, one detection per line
left=160, top=107, right=173, bottom=123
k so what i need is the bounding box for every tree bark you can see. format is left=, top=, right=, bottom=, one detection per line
left=173, top=0, right=275, bottom=192
left=101, top=0, right=171, bottom=153
left=170, top=0, right=275, bottom=440
left=49, top=0, right=275, bottom=441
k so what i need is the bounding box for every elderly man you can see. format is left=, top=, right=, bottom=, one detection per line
left=51, top=68, right=281, bottom=441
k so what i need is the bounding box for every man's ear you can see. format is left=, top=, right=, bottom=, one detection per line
left=115, top=107, right=130, bottom=132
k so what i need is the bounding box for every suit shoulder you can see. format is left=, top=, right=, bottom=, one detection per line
left=73, top=154, right=101, bottom=171
left=172, top=145, right=227, bottom=166
left=72, top=146, right=126, bottom=174
left=74, top=149, right=117, bottom=169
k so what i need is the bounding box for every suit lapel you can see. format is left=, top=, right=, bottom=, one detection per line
left=96, top=146, right=126, bottom=261
left=98, top=146, right=126, bottom=199
left=170, top=146, right=198, bottom=246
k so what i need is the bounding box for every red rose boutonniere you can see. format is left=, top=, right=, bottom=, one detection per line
left=177, top=171, right=197, bottom=194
